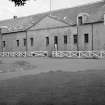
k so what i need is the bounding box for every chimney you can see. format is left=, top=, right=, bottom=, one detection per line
left=13, top=16, right=17, bottom=19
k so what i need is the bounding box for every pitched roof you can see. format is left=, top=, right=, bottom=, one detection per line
left=0, top=1, right=105, bottom=34
left=0, top=13, right=47, bottom=34
left=51, top=1, right=105, bottom=24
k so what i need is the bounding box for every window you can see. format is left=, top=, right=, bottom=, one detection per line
left=84, top=34, right=89, bottom=43
left=64, top=35, right=67, bottom=44
left=23, top=38, right=27, bottom=46
left=46, top=37, right=49, bottom=46
left=2, top=41, right=6, bottom=47
left=30, top=38, right=34, bottom=46
left=73, top=35, right=78, bottom=44
left=78, top=16, right=83, bottom=25
left=16, top=40, right=19, bottom=47
left=54, top=36, right=58, bottom=44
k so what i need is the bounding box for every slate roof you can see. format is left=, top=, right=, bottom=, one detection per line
left=0, top=1, right=105, bottom=34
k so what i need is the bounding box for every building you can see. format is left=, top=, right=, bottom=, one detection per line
left=0, top=1, right=105, bottom=56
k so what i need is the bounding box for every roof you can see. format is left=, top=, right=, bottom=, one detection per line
left=0, top=1, right=105, bottom=34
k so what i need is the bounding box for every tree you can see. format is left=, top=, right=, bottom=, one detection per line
left=9, top=0, right=30, bottom=6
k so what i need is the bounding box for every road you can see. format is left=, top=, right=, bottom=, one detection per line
left=0, top=57, right=105, bottom=80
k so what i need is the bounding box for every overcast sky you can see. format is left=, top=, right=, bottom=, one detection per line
left=0, top=0, right=102, bottom=20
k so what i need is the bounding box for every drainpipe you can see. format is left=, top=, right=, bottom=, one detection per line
left=0, top=29, right=3, bottom=52
left=25, top=31, right=28, bottom=54
left=77, top=24, right=79, bottom=51
left=91, top=23, right=94, bottom=51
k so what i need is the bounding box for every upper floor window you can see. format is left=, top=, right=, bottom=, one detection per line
left=77, top=13, right=89, bottom=25
left=16, top=40, right=19, bottom=47
left=30, top=37, right=34, bottom=47
left=84, top=33, right=89, bottom=43
left=64, top=35, right=67, bottom=44
left=46, top=36, right=49, bottom=46
left=78, top=16, right=83, bottom=25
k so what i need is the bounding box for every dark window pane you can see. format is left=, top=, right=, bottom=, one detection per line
left=2, top=41, right=6, bottom=47
left=30, top=38, right=34, bottom=46
left=74, top=35, right=78, bottom=44
left=78, top=16, right=83, bottom=25
left=84, top=34, right=89, bottom=43
left=23, top=38, right=27, bottom=46
left=46, top=37, right=49, bottom=46
left=16, top=40, right=19, bottom=47
left=64, top=35, right=67, bottom=44
left=54, top=36, right=58, bottom=44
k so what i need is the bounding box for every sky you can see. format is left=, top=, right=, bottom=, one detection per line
left=0, top=0, right=102, bottom=20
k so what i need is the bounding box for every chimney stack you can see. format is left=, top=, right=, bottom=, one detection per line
left=13, top=16, right=17, bottom=19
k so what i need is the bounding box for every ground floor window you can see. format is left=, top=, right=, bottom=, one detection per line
left=54, top=36, right=58, bottom=44
left=16, top=40, right=19, bottom=47
left=73, top=34, right=78, bottom=44
left=23, top=38, right=27, bottom=46
left=46, top=36, right=49, bottom=46
left=84, top=33, right=89, bottom=43
left=64, top=35, right=67, bottom=44
left=30, top=37, right=34, bottom=47
left=2, top=41, right=6, bottom=47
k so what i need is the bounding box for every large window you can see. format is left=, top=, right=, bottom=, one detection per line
left=16, top=40, right=19, bottom=47
left=54, top=36, right=58, bottom=44
left=84, top=34, right=89, bottom=43
left=2, top=41, right=6, bottom=47
left=30, top=37, right=34, bottom=46
left=46, top=37, right=49, bottom=46
left=64, top=35, right=67, bottom=44
left=23, top=38, right=27, bottom=46
left=73, top=35, right=78, bottom=44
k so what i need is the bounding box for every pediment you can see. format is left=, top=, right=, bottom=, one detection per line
left=29, top=16, right=69, bottom=30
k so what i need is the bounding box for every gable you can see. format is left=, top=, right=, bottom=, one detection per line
left=29, top=16, right=69, bottom=30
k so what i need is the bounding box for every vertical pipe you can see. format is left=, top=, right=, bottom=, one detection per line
left=92, top=23, right=94, bottom=51
left=0, top=29, right=3, bottom=52
left=26, top=31, right=28, bottom=54
left=77, top=25, right=79, bottom=51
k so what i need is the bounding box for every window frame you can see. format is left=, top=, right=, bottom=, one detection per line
left=73, top=34, right=78, bottom=44
left=64, top=35, right=67, bottom=44
left=84, top=33, right=89, bottom=43
left=16, top=40, right=19, bottom=47
left=30, top=37, right=34, bottom=47
left=46, top=36, right=49, bottom=46
left=23, top=38, right=27, bottom=47
left=54, top=36, right=58, bottom=45
left=78, top=16, right=83, bottom=25
left=2, top=41, right=6, bottom=48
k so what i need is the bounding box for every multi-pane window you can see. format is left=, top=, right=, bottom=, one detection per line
left=54, top=36, right=58, bottom=44
left=84, top=34, right=89, bottom=43
left=23, top=38, right=27, bottom=46
left=78, top=16, right=83, bottom=25
left=64, top=35, right=67, bottom=44
left=30, top=38, right=34, bottom=46
left=46, top=37, right=49, bottom=46
left=16, top=40, right=19, bottom=47
left=73, top=35, right=78, bottom=44
left=2, top=41, right=6, bottom=47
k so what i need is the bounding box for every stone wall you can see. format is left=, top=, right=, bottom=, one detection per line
left=2, top=32, right=26, bottom=52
